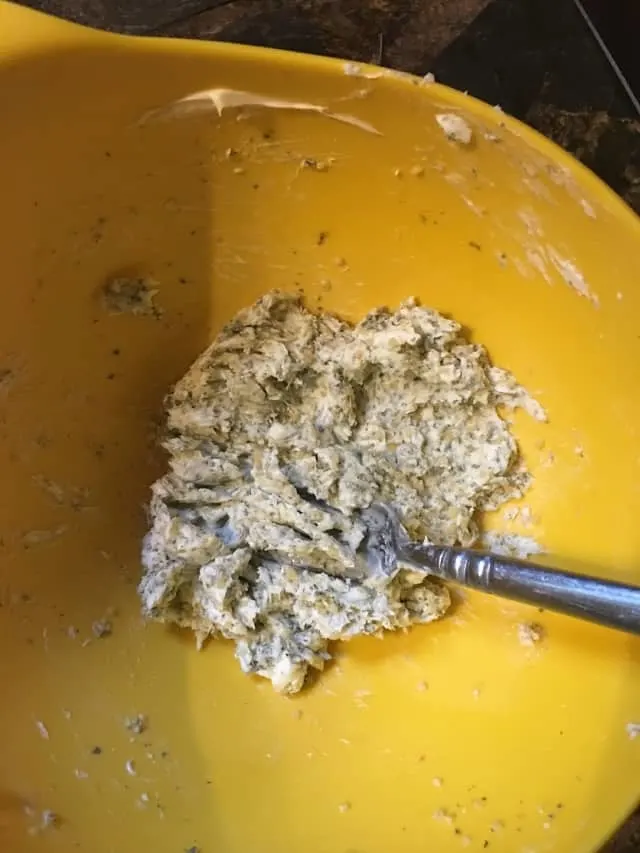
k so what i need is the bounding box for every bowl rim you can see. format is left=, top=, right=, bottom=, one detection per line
left=1, top=0, right=636, bottom=241
left=1, top=3, right=638, bottom=850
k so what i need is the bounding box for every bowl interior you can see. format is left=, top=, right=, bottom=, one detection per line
left=1, top=8, right=640, bottom=853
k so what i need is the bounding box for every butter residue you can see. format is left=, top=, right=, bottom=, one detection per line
left=342, top=62, right=384, bottom=80
left=482, top=531, right=544, bottom=559
left=547, top=248, right=599, bottom=306
left=435, top=113, right=473, bottom=145
left=141, top=87, right=380, bottom=135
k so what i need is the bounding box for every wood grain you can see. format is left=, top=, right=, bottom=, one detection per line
left=15, top=0, right=229, bottom=33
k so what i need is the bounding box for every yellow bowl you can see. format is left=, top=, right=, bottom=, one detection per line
left=1, top=3, right=639, bottom=851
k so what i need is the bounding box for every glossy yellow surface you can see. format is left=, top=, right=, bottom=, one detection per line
left=1, top=3, right=640, bottom=852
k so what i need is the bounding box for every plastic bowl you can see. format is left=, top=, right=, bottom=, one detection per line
left=1, top=3, right=639, bottom=851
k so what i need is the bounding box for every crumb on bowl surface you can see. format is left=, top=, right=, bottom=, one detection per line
left=435, top=113, right=473, bottom=145
left=101, top=276, right=161, bottom=317
left=517, top=621, right=545, bottom=647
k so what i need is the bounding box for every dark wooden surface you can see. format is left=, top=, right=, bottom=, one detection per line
left=11, top=0, right=640, bottom=848
left=578, top=0, right=640, bottom=106
left=430, top=0, right=640, bottom=212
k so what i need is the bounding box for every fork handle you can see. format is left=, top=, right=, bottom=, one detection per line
left=400, top=543, right=640, bottom=634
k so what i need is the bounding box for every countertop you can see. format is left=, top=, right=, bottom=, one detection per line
left=12, top=0, right=640, bottom=848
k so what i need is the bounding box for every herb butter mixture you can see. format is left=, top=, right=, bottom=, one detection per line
left=140, top=291, right=543, bottom=693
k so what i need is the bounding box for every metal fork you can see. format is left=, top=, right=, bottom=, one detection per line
left=359, top=504, right=640, bottom=634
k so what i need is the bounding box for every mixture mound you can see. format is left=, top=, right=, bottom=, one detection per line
left=139, top=291, right=543, bottom=693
